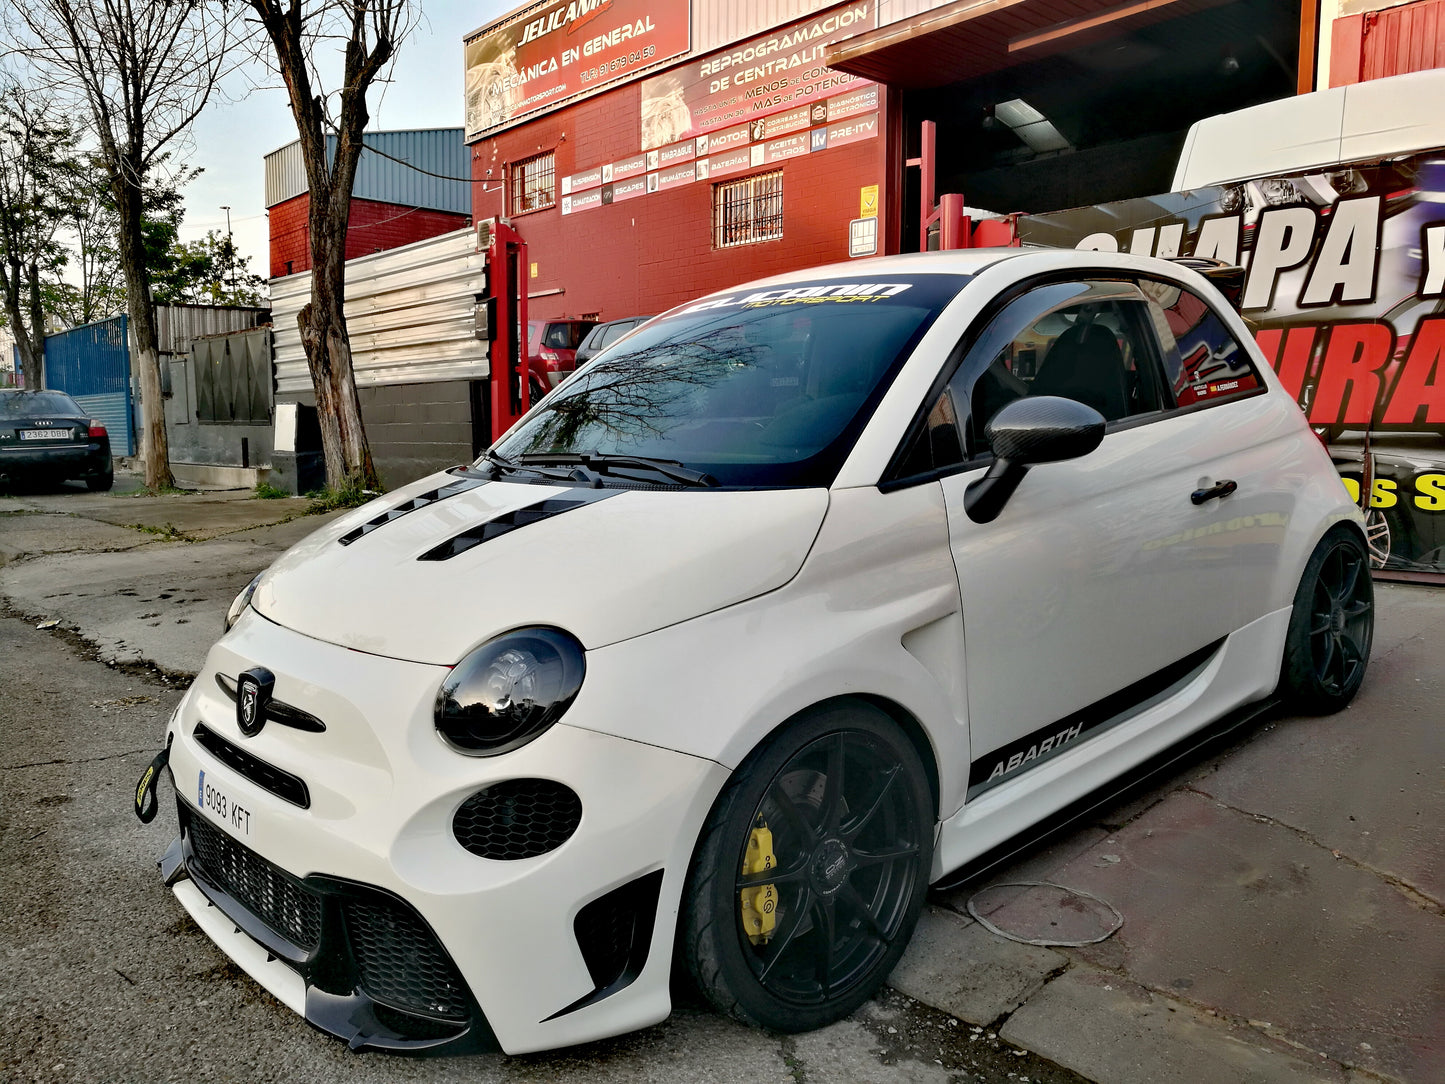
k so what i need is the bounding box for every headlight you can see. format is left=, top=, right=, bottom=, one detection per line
left=435, top=627, right=585, bottom=756
left=224, top=572, right=263, bottom=632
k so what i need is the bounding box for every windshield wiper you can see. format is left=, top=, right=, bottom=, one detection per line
left=479, top=449, right=595, bottom=484
left=518, top=452, right=717, bottom=487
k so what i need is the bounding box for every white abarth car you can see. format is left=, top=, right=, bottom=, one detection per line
left=146, top=249, right=1371, bottom=1055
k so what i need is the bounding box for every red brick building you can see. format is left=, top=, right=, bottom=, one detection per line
left=463, top=0, right=1321, bottom=328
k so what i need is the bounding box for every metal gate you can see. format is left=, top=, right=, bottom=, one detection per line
left=43, top=315, right=134, bottom=455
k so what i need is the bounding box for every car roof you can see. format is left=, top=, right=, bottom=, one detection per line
left=674, top=247, right=1215, bottom=305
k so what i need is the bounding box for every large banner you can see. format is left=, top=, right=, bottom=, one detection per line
left=639, top=1, right=875, bottom=151
left=1017, top=155, right=1445, bottom=578
left=465, top=0, right=690, bottom=141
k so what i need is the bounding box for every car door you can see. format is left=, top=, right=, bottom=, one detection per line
left=894, top=274, right=1296, bottom=803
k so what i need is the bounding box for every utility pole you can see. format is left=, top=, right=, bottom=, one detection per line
left=220, top=205, right=233, bottom=289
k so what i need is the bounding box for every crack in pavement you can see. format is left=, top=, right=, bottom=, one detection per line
left=1185, top=784, right=1444, bottom=914
left=3, top=747, right=154, bottom=772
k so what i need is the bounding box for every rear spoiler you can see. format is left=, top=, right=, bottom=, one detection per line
left=1166, top=256, right=1246, bottom=312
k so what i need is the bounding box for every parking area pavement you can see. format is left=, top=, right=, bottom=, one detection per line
left=1, top=481, right=1440, bottom=1082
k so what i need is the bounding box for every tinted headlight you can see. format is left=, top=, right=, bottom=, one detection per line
left=224, top=573, right=264, bottom=632
left=435, top=627, right=585, bottom=756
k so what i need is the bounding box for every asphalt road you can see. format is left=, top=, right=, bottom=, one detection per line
left=0, top=485, right=1086, bottom=1083
left=3, top=480, right=1441, bottom=1084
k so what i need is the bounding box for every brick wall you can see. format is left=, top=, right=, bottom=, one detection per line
left=470, top=79, right=891, bottom=324
left=269, top=195, right=471, bottom=279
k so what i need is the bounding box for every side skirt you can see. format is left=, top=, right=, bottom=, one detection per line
left=930, top=696, right=1279, bottom=893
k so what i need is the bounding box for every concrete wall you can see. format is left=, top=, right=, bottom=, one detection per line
left=282, top=379, right=480, bottom=491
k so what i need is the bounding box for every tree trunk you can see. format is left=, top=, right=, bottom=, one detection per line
left=1, top=257, right=44, bottom=389
left=301, top=184, right=377, bottom=491
left=113, top=173, right=173, bottom=490
left=24, top=260, right=44, bottom=390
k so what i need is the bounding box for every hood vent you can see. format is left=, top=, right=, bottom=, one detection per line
left=338, top=473, right=488, bottom=546
left=418, top=493, right=613, bottom=562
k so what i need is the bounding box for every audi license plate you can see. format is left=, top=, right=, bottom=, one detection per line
left=20, top=429, right=71, bottom=441
left=198, top=769, right=252, bottom=836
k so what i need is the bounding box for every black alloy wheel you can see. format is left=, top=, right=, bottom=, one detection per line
left=1279, top=527, right=1373, bottom=713
left=682, top=701, right=932, bottom=1032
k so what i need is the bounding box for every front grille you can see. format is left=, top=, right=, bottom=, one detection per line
left=193, top=724, right=310, bottom=807
left=186, top=813, right=323, bottom=950
left=452, top=779, right=582, bottom=860
left=342, top=892, right=470, bottom=1021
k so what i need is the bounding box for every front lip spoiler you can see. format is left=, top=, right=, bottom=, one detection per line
left=159, top=811, right=498, bottom=1055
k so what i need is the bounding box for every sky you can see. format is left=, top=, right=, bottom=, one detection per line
left=177, top=1, right=513, bottom=280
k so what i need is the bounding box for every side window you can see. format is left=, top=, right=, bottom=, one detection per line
left=892, top=280, right=1176, bottom=477
left=1138, top=279, right=1262, bottom=407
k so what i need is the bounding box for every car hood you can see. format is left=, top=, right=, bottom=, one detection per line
left=251, top=474, right=829, bottom=664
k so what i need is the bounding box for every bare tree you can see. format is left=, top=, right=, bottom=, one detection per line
left=246, top=0, right=417, bottom=491
left=8, top=1, right=231, bottom=489
left=0, top=79, right=78, bottom=390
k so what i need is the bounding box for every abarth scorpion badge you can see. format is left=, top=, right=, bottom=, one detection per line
left=236, top=667, right=276, bottom=737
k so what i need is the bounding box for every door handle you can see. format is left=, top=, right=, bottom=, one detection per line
left=1191, top=479, right=1238, bottom=505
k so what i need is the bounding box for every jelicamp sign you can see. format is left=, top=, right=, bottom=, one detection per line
left=1019, top=154, right=1445, bottom=579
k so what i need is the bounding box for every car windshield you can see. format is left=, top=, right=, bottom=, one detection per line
left=0, top=391, right=82, bottom=417
left=492, top=275, right=967, bottom=487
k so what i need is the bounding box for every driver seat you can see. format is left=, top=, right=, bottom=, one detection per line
left=1031, top=322, right=1129, bottom=421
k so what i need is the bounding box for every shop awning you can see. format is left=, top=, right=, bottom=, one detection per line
left=826, top=0, right=1234, bottom=89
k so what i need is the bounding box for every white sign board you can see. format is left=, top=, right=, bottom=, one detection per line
left=848, top=217, right=878, bottom=258
left=274, top=402, right=298, bottom=453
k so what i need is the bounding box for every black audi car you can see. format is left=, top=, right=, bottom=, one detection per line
left=0, top=390, right=113, bottom=491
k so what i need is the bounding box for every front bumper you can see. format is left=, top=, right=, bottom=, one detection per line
left=161, top=608, right=729, bottom=1055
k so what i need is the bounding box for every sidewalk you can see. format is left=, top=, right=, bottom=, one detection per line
left=0, top=477, right=343, bottom=674
left=2, top=481, right=1440, bottom=1082
left=891, top=584, right=1443, bottom=1083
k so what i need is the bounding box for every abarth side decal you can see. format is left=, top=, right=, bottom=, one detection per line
left=337, top=473, right=490, bottom=546
left=966, top=638, right=1225, bottom=801
left=417, top=490, right=619, bottom=561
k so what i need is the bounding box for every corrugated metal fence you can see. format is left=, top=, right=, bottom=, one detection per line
left=193, top=328, right=272, bottom=425
left=43, top=315, right=134, bottom=455
left=271, top=228, right=488, bottom=397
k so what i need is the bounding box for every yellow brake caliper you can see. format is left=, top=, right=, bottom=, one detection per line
left=739, top=820, right=779, bottom=945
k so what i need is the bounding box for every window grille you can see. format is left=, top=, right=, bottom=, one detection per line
left=713, top=171, right=784, bottom=248
left=510, top=152, right=556, bottom=214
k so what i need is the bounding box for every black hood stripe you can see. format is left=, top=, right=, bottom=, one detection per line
left=338, top=473, right=488, bottom=546
left=417, top=491, right=617, bottom=562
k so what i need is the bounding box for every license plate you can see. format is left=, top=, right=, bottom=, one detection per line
left=197, top=769, right=252, bottom=836
left=20, top=429, right=72, bottom=441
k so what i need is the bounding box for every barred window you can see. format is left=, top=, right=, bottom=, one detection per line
left=713, top=171, right=783, bottom=248
left=510, top=151, right=556, bottom=214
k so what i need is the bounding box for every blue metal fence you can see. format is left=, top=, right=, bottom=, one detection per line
left=43, top=315, right=134, bottom=455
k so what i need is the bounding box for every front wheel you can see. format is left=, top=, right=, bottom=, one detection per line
left=681, top=701, right=933, bottom=1033
left=1278, top=526, right=1374, bottom=714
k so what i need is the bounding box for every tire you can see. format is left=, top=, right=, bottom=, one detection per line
left=87, top=469, right=114, bottom=492
left=681, top=700, right=933, bottom=1033
left=1278, top=526, right=1374, bottom=714
left=529, top=378, right=548, bottom=409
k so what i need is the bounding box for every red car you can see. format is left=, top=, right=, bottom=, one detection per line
left=527, top=318, right=597, bottom=404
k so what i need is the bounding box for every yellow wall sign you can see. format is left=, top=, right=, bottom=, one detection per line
left=859, top=184, right=879, bottom=219
left=530, top=262, right=539, bottom=279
